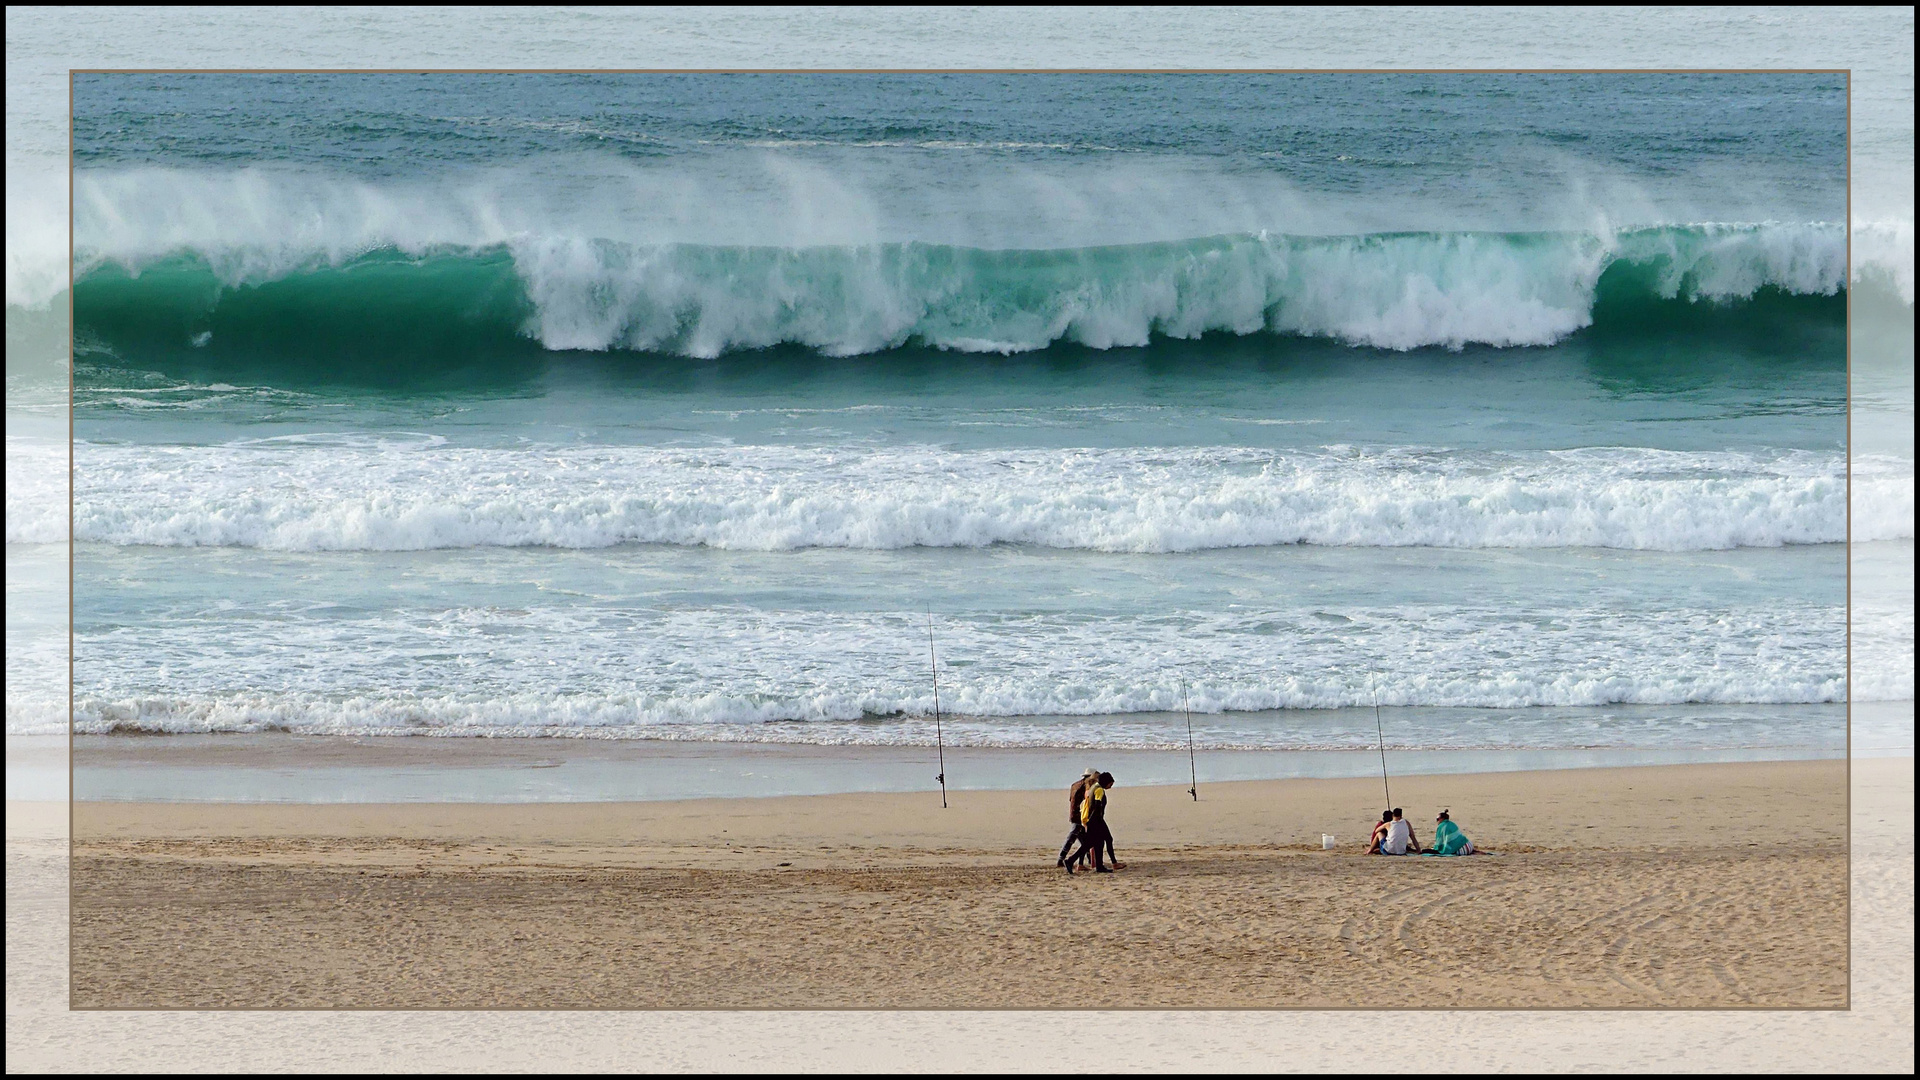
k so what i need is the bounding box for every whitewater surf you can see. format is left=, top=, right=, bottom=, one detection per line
left=14, top=70, right=1898, bottom=753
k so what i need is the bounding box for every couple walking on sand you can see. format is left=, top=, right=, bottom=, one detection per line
left=1057, top=768, right=1122, bottom=873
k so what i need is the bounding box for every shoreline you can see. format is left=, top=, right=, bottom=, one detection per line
left=36, top=731, right=1864, bottom=803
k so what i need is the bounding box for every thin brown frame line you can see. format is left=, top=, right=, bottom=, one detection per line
left=1842, top=67, right=1854, bottom=1014
left=63, top=67, right=1859, bottom=1015
left=66, top=1005, right=1853, bottom=1013
left=66, top=63, right=78, bottom=1015
left=67, top=67, right=1854, bottom=74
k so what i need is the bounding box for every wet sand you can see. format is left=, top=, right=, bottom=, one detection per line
left=56, top=730, right=1846, bottom=803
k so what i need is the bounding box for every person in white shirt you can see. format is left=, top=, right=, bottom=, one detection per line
left=1379, top=807, right=1421, bottom=855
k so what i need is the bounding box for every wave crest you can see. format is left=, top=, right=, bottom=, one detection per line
left=70, top=223, right=1847, bottom=358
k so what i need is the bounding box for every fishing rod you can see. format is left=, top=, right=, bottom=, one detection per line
left=1182, top=680, right=1198, bottom=801
left=928, top=606, right=947, bottom=809
left=1371, top=673, right=1392, bottom=809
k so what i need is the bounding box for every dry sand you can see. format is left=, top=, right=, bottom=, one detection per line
left=66, top=759, right=1850, bottom=1010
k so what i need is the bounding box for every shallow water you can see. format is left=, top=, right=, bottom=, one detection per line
left=39, top=735, right=1846, bottom=804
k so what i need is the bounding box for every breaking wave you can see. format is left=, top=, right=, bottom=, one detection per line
left=70, top=222, right=1847, bottom=359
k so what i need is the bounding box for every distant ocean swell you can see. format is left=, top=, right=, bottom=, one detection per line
left=71, top=223, right=1845, bottom=358
left=17, top=442, right=1909, bottom=551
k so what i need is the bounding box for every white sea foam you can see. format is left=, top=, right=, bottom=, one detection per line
left=3, top=165, right=69, bottom=310
left=3, top=436, right=68, bottom=545
left=1852, top=609, right=1916, bottom=702
left=1854, top=218, right=1916, bottom=304
left=26, top=600, right=1864, bottom=738
left=505, top=229, right=1629, bottom=354
left=40, top=441, right=1903, bottom=553
left=20, top=694, right=1854, bottom=749
left=511, top=222, right=1852, bottom=356
left=33, top=165, right=1874, bottom=353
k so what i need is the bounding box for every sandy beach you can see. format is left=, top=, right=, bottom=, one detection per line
left=68, top=758, right=1849, bottom=1009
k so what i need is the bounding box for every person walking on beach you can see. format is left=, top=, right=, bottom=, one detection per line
left=1058, top=768, right=1098, bottom=869
left=1065, top=772, right=1116, bottom=873
left=1379, top=807, right=1421, bottom=855
left=1093, top=773, right=1124, bottom=869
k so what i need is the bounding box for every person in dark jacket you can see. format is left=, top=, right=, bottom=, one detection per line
left=1057, top=768, right=1098, bottom=869
left=1065, top=772, right=1117, bottom=873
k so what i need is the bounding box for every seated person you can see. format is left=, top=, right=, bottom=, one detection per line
left=1365, top=810, right=1393, bottom=854
left=1425, top=809, right=1475, bottom=855
left=1379, top=807, right=1420, bottom=855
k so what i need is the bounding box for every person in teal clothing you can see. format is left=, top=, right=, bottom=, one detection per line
left=1424, top=809, right=1476, bottom=856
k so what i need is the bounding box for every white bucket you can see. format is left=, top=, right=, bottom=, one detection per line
left=1321, top=834, right=1337, bottom=849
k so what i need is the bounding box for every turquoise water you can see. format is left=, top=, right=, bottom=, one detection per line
left=10, top=70, right=1899, bottom=752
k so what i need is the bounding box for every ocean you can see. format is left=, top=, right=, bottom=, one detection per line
left=10, top=70, right=1912, bottom=772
